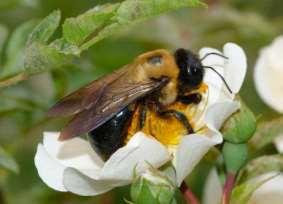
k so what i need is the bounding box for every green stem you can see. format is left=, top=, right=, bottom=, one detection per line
left=180, top=182, right=200, bottom=204
left=221, top=173, right=236, bottom=204
left=0, top=73, right=27, bottom=88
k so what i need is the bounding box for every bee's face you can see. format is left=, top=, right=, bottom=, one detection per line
left=174, top=48, right=204, bottom=92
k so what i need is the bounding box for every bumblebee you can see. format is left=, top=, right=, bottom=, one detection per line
left=48, top=48, right=230, bottom=159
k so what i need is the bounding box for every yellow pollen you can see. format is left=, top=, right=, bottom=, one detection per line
left=125, top=83, right=208, bottom=147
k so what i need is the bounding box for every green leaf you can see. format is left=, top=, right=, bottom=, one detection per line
left=6, top=20, right=37, bottom=66
left=0, top=146, right=19, bottom=174
left=24, top=42, right=72, bottom=75
left=249, top=117, right=283, bottom=151
left=2, top=0, right=204, bottom=88
left=0, top=24, right=8, bottom=65
left=230, top=174, right=278, bottom=204
left=62, top=0, right=205, bottom=61
left=0, top=0, right=38, bottom=9
left=0, top=20, right=37, bottom=79
left=76, top=0, right=205, bottom=50
left=221, top=100, right=257, bottom=144
left=237, top=155, right=283, bottom=183
left=115, top=0, right=204, bottom=24
left=62, top=3, right=119, bottom=47
left=27, top=10, right=61, bottom=45
left=23, top=11, right=73, bottom=74
left=223, top=142, right=248, bottom=173
left=62, top=0, right=205, bottom=51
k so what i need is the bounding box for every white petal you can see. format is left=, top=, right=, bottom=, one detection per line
left=173, top=132, right=222, bottom=186
left=205, top=101, right=240, bottom=130
left=34, top=144, right=67, bottom=192
left=254, top=48, right=283, bottom=113
left=63, top=168, right=113, bottom=196
left=199, top=47, right=224, bottom=67
left=265, top=36, right=283, bottom=72
left=100, top=132, right=171, bottom=184
left=63, top=132, right=171, bottom=196
left=43, top=132, right=104, bottom=170
left=223, top=43, right=247, bottom=94
left=200, top=47, right=225, bottom=106
left=173, top=101, right=239, bottom=185
left=249, top=173, right=283, bottom=204
left=274, top=134, right=283, bottom=154
left=203, top=168, right=222, bottom=204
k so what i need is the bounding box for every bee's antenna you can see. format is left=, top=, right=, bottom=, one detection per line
left=203, top=66, right=233, bottom=94
left=200, top=52, right=228, bottom=61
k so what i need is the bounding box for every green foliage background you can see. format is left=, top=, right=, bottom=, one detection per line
left=0, top=0, right=282, bottom=203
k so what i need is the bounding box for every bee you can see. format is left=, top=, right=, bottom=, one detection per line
left=48, top=49, right=231, bottom=159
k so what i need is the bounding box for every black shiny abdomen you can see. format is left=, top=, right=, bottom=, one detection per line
left=88, top=107, right=133, bottom=159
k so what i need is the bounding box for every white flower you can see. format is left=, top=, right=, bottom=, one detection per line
left=203, top=168, right=222, bottom=204
left=203, top=169, right=283, bottom=204
left=34, top=42, right=247, bottom=196
left=203, top=141, right=283, bottom=204
left=248, top=136, right=283, bottom=204
left=254, top=36, right=283, bottom=113
left=35, top=132, right=170, bottom=195
left=274, top=134, right=283, bottom=154
left=249, top=173, right=283, bottom=204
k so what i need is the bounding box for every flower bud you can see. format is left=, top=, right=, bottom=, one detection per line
left=130, top=168, right=185, bottom=204
left=221, top=100, right=256, bottom=144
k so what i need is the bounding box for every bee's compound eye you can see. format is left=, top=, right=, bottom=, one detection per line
left=147, top=55, right=163, bottom=66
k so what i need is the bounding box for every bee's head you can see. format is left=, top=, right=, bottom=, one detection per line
left=174, top=48, right=204, bottom=92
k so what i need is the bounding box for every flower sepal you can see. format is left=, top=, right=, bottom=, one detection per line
left=221, top=99, right=256, bottom=144
left=130, top=166, right=185, bottom=204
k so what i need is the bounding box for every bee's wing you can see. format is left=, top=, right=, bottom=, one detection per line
left=59, top=77, right=168, bottom=140
left=47, top=67, right=128, bottom=117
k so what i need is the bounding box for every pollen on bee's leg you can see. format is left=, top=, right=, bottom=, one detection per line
left=124, top=106, right=141, bottom=144
left=125, top=106, right=187, bottom=147
left=125, top=94, right=208, bottom=147
left=198, top=83, right=209, bottom=94
left=185, top=83, right=209, bottom=130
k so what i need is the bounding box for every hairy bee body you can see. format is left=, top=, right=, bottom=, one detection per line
left=48, top=48, right=211, bottom=159
left=88, top=101, right=190, bottom=159
left=88, top=83, right=207, bottom=159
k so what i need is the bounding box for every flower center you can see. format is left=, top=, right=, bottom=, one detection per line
left=125, top=83, right=208, bottom=147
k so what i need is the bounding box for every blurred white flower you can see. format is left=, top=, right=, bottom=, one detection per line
left=249, top=136, right=283, bottom=204
left=203, top=168, right=222, bottom=204
left=203, top=135, right=283, bottom=204
left=203, top=169, right=283, bottom=204
left=249, top=173, right=283, bottom=204
left=274, top=134, right=283, bottom=154
left=254, top=36, right=283, bottom=113
left=35, top=42, right=246, bottom=196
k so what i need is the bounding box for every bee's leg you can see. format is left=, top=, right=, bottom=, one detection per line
left=158, top=109, right=194, bottom=134
left=138, top=100, right=147, bottom=129
left=178, top=93, right=202, bottom=105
